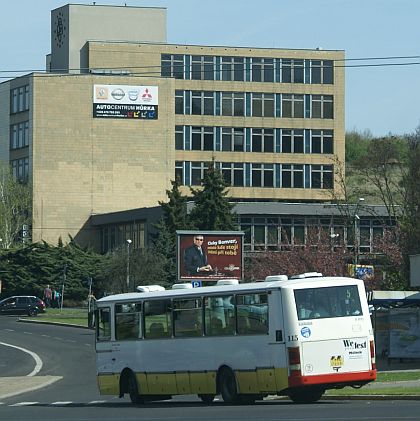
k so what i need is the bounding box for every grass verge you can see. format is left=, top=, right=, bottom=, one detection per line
left=32, top=308, right=88, bottom=327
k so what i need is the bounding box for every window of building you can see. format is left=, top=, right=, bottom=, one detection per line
left=191, top=126, right=214, bottom=151
left=251, top=128, right=274, bottom=153
left=175, top=90, right=184, bottom=114
left=101, top=221, right=145, bottom=253
left=175, top=126, right=183, bottom=150
left=192, top=55, right=215, bottom=80
left=221, top=92, right=245, bottom=116
left=281, top=59, right=304, bottom=83
left=311, top=130, right=333, bottom=154
left=311, top=95, right=333, bottom=119
left=175, top=161, right=184, bottom=184
left=281, top=129, right=304, bottom=153
left=10, top=85, right=29, bottom=114
left=191, top=91, right=214, bottom=115
left=251, top=58, right=274, bottom=82
left=11, top=157, right=29, bottom=182
left=191, top=161, right=209, bottom=185
left=221, top=128, right=244, bottom=152
left=161, top=54, right=184, bottom=79
left=282, top=94, right=304, bottom=118
left=252, top=93, right=274, bottom=117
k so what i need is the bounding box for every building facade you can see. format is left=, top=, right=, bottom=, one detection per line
left=0, top=3, right=346, bottom=251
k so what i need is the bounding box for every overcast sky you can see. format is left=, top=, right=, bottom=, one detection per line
left=1, top=0, right=419, bottom=137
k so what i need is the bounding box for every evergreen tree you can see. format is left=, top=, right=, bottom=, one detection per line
left=158, top=179, right=191, bottom=235
left=150, top=179, right=192, bottom=285
left=189, top=162, right=236, bottom=230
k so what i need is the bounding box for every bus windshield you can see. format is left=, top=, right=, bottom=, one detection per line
left=294, top=285, right=362, bottom=320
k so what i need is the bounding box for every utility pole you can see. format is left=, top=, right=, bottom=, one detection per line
left=61, top=263, right=66, bottom=310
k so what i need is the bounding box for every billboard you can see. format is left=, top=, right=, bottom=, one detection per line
left=177, top=230, right=244, bottom=283
left=93, top=84, right=158, bottom=119
left=348, top=264, right=374, bottom=281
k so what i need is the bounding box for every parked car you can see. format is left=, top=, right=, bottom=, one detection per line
left=0, top=296, right=46, bottom=316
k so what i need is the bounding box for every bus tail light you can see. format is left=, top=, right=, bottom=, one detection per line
left=370, top=340, right=376, bottom=370
left=288, top=346, right=301, bottom=377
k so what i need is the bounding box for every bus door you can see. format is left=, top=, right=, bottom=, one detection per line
left=267, top=291, right=288, bottom=391
left=96, top=306, right=119, bottom=373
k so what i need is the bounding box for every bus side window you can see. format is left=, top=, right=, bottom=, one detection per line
left=115, top=302, right=142, bottom=341
left=174, top=298, right=202, bottom=337
left=144, top=299, right=172, bottom=339
left=204, top=295, right=234, bottom=336
left=97, top=307, right=111, bottom=341
left=236, top=293, right=268, bottom=335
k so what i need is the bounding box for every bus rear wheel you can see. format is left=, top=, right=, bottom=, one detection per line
left=128, top=372, right=143, bottom=404
left=288, top=387, right=324, bottom=404
left=198, top=394, right=215, bottom=403
left=220, top=368, right=240, bottom=404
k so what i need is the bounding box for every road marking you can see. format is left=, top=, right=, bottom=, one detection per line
left=4, top=329, right=15, bottom=332
left=10, top=402, right=39, bottom=406
left=87, top=400, right=107, bottom=404
left=0, top=342, right=43, bottom=376
left=50, top=401, right=73, bottom=406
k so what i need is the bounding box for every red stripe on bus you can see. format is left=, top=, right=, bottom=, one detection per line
left=288, top=370, right=376, bottom=387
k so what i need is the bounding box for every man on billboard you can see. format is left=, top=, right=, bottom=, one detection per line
left=184, top=234, right=213, bottom=276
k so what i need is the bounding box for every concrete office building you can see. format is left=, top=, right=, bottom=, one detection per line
left=0, top=3, right=354, bottom=253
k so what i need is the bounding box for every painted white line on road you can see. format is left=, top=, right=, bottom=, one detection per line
left=0, top=342, right=43, bottom=376
left=23, top=332, right=33, bottom=335
left=87, top=400, right=107, bottom=404
left=50, top=401, right=73, bottom=406
left=4, top=329, right=15, bottom=332
left=10, top=402, right=39, bottom=406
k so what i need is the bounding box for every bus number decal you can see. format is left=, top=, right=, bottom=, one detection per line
left=287, top=334, right=298, bottom=342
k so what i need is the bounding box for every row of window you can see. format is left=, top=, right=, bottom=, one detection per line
left=175, top=91, right=333, bottom=119
left=176, top=126, right=333, bottom=154
left=10, top=121, right=29, bottom=150
left=101, top=222, right=145, bottom=254
left=11, top=157, right=29, bottom=182
left=175, top=161, right=333, bottom=189
left=10, top=85, right=29, bottom=114
left=239, top=216, right=386, bottom=252
left=98, top=292, right=268, bottom=341
left=162, top=54, right=334, bottom=84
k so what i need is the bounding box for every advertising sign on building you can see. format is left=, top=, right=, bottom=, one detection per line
left=92, top=84, right=158, bottom=119
left=348, top=264, right=374, bottom=281
left=176, top=230, right=244, bottom=283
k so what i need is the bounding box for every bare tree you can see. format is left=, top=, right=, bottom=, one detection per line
left=0, top=164, right=32, bottom=248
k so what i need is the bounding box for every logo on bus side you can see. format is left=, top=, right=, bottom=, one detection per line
left=300, top=326, right=311, bottom=338
left=330, top=355, right=344, bottom=372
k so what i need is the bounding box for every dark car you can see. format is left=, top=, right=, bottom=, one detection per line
left=0, top=296, right=46, bottom=316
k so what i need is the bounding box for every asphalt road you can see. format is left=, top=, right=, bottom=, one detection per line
left=1, top=316, right=420, bottom=421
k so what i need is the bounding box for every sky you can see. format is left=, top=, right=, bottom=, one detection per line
left=1, top=0, right=419, bottom=137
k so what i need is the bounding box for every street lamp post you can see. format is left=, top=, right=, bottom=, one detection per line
left=126, top=239, right=132, bottom=291
left=353, top=198, right=364, bottom=275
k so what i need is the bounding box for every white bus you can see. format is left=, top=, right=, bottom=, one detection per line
left=95, top=274, right=376, bottom=404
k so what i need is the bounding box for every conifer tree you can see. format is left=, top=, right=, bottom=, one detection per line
left=189, top=162, right=236, bottom=231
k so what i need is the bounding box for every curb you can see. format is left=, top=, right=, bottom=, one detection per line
left=18, top=318, right=92, bottom=330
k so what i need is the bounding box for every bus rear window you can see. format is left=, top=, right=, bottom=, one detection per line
left=294, top=285, right=362, bottom=320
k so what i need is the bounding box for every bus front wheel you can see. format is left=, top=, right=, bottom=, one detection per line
left=288, top=387, right=324, bottom=404
left=220, top=368, right=240, bottom=404
left=128, top=372, right=143, bottom=404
